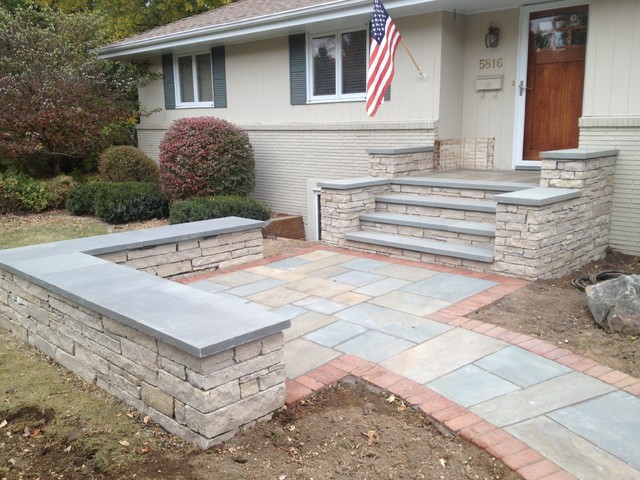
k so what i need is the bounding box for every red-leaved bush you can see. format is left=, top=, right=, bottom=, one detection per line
left=159, top=117, right=255, bottom=200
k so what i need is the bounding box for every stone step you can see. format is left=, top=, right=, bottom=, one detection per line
left=390, top=177, right=537, bottom=200
left=375, top=194, right=497, bottom=212
left=360, top=212, right=495, bottom=237
left=345, top=231, right=495, bottom=263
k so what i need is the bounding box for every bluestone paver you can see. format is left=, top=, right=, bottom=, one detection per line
left=471, top=371, right=616, bottom=427
left=212, top=270, right=266, bottom=287
left=225, top=278, right=286, bottom=297
left=336, top=330, right=416, bottom=363
left=246, top=286, right=310, bottom=308
left=284, top=337, right=340, bottom=378
left=353, top=277, right=412, bottom=296
left=475, top=345, right=572, bottom=387
left=328, top=270, right=387, bottom=287
left=304, top=320, right=368, bottom=347
left=267, top=257, right=311, bottom=270
left=507, top=416, right=640, bottom=480
left=548, top=390, right=640, bottom=470
left=189, top=280, right=231, bottom=293
left=428, top=364, right=521, bottom=407
left=371, top=263, right=440, bottom=281
left=369, top=289, right=451, bottom=316
left=269, top=304, right=309, bottom=321
left=403, top=272, right=497, bottom=302
left=340, top=258, right=390, bottom=272
left=380, top=328, right=505, bottom=384
left=283, top=311, right=336, bottom=342
left=293, top=296, right=348, bottom=315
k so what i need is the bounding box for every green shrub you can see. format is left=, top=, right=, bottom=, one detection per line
left=98, top=146, right=159, bottom=183
left=66, top=181, right=104, bottom=216
left=0, top=172, right=77, bottom=213
left=94, top=182, right=168, bottom=224
left=170, top=195, right=271, bottom=225
left=159, top=117, right=255, bottom=200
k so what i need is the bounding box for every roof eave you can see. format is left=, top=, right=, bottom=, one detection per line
left=99, top=0, right=373, bottom=60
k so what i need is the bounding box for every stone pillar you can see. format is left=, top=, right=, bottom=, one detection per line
left=493, top=148, right=617, bottom=280
left=367, top=145, right=434, bottom=178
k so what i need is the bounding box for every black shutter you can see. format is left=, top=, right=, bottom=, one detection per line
left=289, top=34, right=307, bottom=105
left=162, top=54, right=176, bottom=110
left=211, top=46, right=227, bottom=108
left=385, top=86, right=391, bottom=101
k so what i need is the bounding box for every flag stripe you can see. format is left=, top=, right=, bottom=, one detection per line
left=366, top=0, right=401, bottom=117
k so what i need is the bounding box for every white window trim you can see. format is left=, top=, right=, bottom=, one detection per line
left=174, top=52, right=215, bottom=108
left=306, top=26, right=369, bottom=103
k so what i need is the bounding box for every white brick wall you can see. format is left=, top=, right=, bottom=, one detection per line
left=579, top=116, right=640, bottom=255
left=137, top=122, right=437, bottom=221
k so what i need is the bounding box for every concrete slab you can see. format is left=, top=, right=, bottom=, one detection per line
left=369, top=289, right=451, bottom=316
left=336, top=330, right=416, bottom=363
left=335, top=303, right=452, bottom=343
left=507, top=416, right=640, bottom=480
left=548, top=391, right=640, bottom=470
left=428, top=364, right=521, bottom=408
left=475, top=345, right=571, bottom=387
left=284, top=338, right=340, bottom=378
left=380, top=328, right=505, bottom=384
left=304, top=320, right=368, bottom=347
left=403, top=273, right=497, bottom=302
left=471, top=371, right=616, bottom=427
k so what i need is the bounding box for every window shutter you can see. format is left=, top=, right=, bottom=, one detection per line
left=162, top=54, right=176, bottom=110
left=211, top=46, right=227, bottom=108
left=289, top=34, right=307, bottom=105
left=385, top=86, right=391, bottom=101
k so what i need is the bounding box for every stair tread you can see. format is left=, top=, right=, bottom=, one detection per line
left=360, top=212, right=495, bottom=237
left=345, top=231, right=494, bottom=263
left=376, top=194, right=497, bottom=213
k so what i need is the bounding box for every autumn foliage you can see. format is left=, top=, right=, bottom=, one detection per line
left=159, top=117, right=255, bottom=201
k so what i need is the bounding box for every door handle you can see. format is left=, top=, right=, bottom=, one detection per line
left=519, top=80, right=532, bottom=96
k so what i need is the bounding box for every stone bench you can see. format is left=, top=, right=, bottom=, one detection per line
left=0, top=216, right=290, bottom=448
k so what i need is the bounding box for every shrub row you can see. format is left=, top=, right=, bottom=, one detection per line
left=169, top=195, right=271, bottom=224
left=0, top=172, right=77, bottom=213
left=66, top=182, right=168, bottom=224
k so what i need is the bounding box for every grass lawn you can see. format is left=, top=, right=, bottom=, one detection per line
left=0, top=211, right=108, bottom=249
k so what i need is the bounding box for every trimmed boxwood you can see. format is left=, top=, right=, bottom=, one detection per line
left=98, top=146, right=159, bottom=183
left=67, top=181, right=168, bottom=223
left=169, top=195, right=271, bottom=225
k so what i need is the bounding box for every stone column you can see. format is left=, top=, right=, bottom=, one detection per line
left=367, top=145, right=434, bottom=178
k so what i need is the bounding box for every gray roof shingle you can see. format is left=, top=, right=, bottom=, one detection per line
left=105, top=0, right=340, bottom=48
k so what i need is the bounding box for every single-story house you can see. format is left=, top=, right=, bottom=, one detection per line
left=100, top=0, right=640, bottom=265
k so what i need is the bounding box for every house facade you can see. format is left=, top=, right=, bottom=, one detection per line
left=101, top=0, right=640, bottom=255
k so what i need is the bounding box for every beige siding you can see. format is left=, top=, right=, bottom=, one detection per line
left=583, top=0, right=640, bottom=116
left=438, top=11, right=465, bottom=140
left=579, top=117, right=640, bottom=255
left=460, top=8, right=520, bottom=170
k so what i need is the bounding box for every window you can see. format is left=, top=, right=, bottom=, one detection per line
left=175, top=53, right=214, bottom=106
left=308, top=28, right=367, bottom=101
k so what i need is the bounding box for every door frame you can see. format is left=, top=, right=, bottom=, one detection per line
left=512, top=0, right=590, bottom=169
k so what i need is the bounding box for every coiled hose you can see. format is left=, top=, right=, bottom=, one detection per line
left=570, top=270, right=632, bottom=292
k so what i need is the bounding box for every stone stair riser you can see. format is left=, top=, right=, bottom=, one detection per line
left=359, top=221, right=495, bottom=247
left=390, top=184, right=509, bottom=200
left=377, top=203, right=496, bottom=223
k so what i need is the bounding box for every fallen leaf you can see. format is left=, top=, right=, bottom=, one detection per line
left=278, top=475, right=287, bottom=480
left=126, top=412, right=134, bottom=419
left=362, top=430, right=379, bottom=446
left=8, top=458, right=16, bottom=466
left=63, top=445, right=72, bottom=453
left=386, top=394, right=396, bottom=403
left=23, top=427, right=31, bottom=437
left=0, top=420, right=7, bottom=429
left=288, top=425, right=295, bottom=431
left=143, top=416, right=151, bottom=425
left=140, top=446, right=150, bottom=454
left=396, top=401, right=406, bottom=412
left=32, top=427, right=42, bottom=437
left=119, top=440, right=130, bottom=447
left=439, top=458, right=447, bottom=467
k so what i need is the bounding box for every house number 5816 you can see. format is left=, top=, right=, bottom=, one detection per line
left=479, top=58, right=504, bottom=69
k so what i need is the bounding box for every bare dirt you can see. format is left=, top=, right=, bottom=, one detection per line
left=1, top=216, right=639, bottom=479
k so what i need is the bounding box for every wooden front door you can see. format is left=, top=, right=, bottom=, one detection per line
left=522, top=5, right=589, bottom=161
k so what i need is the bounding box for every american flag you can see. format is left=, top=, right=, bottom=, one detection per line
left=366, top=0, right=402, bottom=117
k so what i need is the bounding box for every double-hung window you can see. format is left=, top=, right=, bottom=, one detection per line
left=308, top=28, right=368, bottom=102
left=175, top=52, right=214, bottom=107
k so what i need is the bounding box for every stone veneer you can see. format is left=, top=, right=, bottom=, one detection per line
left=0, top=217, right=289, bottom=449
left=320, top=148, right=617, bottom=281
left=493, top=149, right=617, bottom=280
left=368, top=145, right=435, bottom=177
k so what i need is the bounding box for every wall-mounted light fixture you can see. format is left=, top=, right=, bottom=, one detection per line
left=485, top=24, right=500, bottom=48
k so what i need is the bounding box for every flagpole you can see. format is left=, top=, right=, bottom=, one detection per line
left=401, top=39, right=426, bottom=79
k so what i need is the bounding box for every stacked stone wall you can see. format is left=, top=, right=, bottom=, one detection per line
left=97, top=230, right=263, bottom=279
left=493, top=153, right=615, bottom=280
